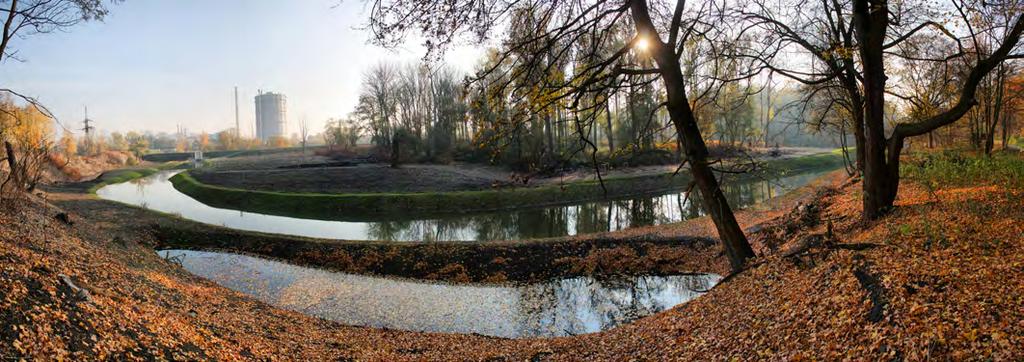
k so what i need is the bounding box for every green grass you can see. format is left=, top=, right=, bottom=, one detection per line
left=86, top=168, right=160, bottom=194
left=168, top=151, right=846, bottom=222
left=758, top=149, right=849, bottom=176
left=169, top=170, right=696, bottom=222
left=84, top=161, right=186, bottom=194
left=903, top=150, right=1024, bottom=189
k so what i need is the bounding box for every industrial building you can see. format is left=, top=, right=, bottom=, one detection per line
left=254, top=91, right=287, bottom=141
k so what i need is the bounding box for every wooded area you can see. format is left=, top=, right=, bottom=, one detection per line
left=360, top=0, right=1024, bottom=270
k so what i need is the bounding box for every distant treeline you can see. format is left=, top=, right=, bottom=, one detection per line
left=141, top=146, right=323, bottom=162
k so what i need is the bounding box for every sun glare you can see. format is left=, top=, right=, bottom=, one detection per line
left=635, top=37, right=649, bottom=51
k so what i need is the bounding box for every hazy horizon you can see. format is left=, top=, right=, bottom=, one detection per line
left=0, top=0, right=484, bottom=138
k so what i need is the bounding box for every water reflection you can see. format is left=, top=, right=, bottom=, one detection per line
left=98, top=170, right=826, bottom=241
left=160, top=249, right=720, bottom=338
left=361, top=171, right=822, bottom=241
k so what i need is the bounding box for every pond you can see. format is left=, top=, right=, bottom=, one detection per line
left=99, top=169, right=828, bottom=241
left=159, top=249, right=720, bottom=338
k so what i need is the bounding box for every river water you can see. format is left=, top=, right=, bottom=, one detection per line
left=159, top=249, right=720, bottom=338
left=98, top=169, right=828, bottom=241
left=109, top=169, right=828, bottom=337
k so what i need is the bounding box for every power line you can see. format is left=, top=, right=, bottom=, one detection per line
left=81, top=106, right=94, bottom=138
left=234, top=86, right=240, bottom=138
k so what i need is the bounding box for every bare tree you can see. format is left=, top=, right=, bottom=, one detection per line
left=361, top=62, right=398, bottom=148
left=365, top=0, right=759, bottom=271
left=739, top=0, right=1024, bottom=220
left=299, top=116, right=309, bottom=160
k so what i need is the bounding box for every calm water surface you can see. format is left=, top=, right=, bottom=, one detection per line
left=159, top=249, right=720, bottom=338
left=99, top=169, right=827, bottom=241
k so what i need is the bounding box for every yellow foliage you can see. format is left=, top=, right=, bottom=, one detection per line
left=199, top=132, right=210, bottom=151
left=268, top=136, right=290, bottom=148
left=60, top=133, right=77, bottom=158
left=0, top=96, right=54, bottom=149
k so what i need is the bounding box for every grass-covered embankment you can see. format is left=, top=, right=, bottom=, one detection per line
left=764, top=148, right=848, bottom=174
left=168, top=150, right=848, bottom=221
left=169, top=170, right=694, bottom=221
left=84, top=168, right=160, bottom=194
left=82, top=161, right=188, bottom=194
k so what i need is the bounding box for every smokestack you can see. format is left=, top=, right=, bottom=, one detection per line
left=234, top=86, right=240, bottom=139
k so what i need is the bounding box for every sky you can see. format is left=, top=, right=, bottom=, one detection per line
left=0, top=0, right=484, bottom=137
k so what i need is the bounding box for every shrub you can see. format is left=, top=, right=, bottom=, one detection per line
left=904, top=150, right=1024, bottom=189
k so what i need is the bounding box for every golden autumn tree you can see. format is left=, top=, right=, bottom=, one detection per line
left=0, top=96, right=56, bottom=194
left=1003, top=74, right=1024, bottom=148
left=60, top=132, right=77, bottom=159
left=198, top=131, right=211, bottom=151
left=175, top=136, right=188, bottom=152
left=268, top=135, right=290, bottom=148
left=216, top=129, right=239, bottom=150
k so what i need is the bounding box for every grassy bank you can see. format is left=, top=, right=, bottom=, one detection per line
left=764, top=148, right=848, bottom=174
left=83, top=161, right=187, bottom=194
left=168, top=151, right=846, bottom=221
left=84, top=168, right=160, bottom=194
left=169, top=170, right=693, bottom=221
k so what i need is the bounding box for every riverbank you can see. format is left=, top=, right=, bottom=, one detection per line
left=49, top=158, right=843, bottom=284
left=71, top=161, right=188, bottom=194
left=5, top=152, right=1021, bottom=359
left=170, top=150, right=847, bottom=221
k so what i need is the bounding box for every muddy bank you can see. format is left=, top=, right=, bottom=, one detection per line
left=152, top=225, right=721, bottom=284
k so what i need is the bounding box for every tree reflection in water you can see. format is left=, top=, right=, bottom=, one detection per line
left=100, top=170, right=826, bottom=241
left=365, top=171, right=825, bottom=241
left=515, top=275, right=718, bottom=336
left=161, top=250, right=721, bottom=338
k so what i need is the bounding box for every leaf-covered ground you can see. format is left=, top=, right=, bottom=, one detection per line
left=1, top=157, right=1022, bottom=360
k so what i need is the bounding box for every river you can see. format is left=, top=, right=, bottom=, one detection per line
left=160, top=249, right=720, bottom=338
left=99, top=169, right=830, bottom=241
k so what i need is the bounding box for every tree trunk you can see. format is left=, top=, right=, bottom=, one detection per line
left=606, top=93, right=616, bottom=152
left=1002, top=112, right=1012, bottom=150
left=854, top=0, right=899, bottom=220
left=832, top=61, right=867, bottom=173
left=3, top=141, right=17, bottom=193
left=3, top=141, right=14, bottom=171
left=852, top=103, right=867, bottom=172
left=390, top=133, right=400, bottom=168
left=985, top=67, right=1005, bottom=156
left=544, top=113, right=555, bottom=160
left=628, top=83, right=639, bottom=150
left=630, top=0, right=754, bottom=272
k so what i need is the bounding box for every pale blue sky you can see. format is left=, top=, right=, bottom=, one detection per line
left=0, top=0, right=482, bottom=136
